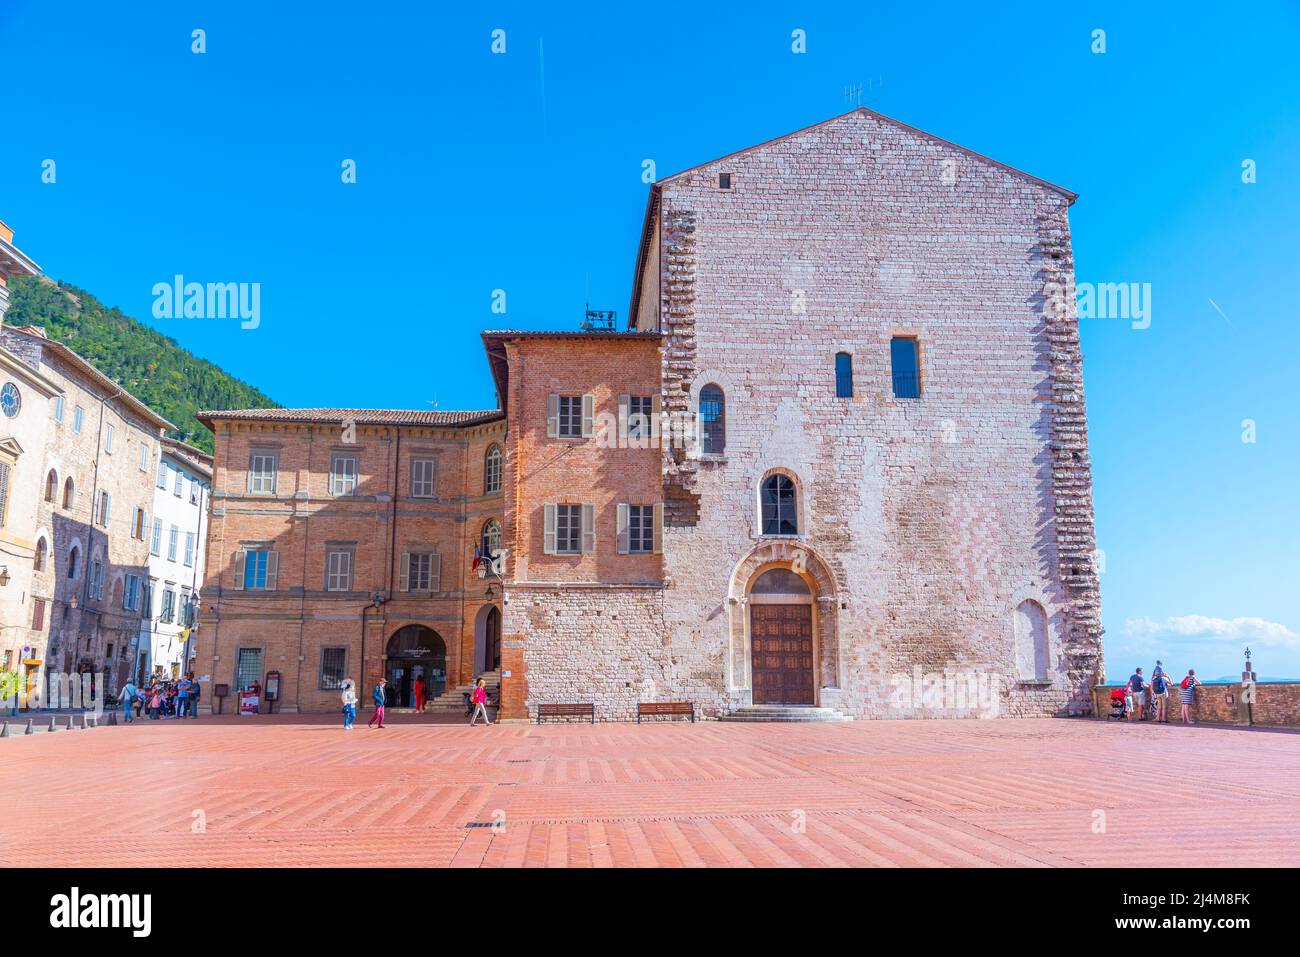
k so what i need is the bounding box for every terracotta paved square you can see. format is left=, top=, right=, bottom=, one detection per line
left=1, top=715, right=1295, bottom=867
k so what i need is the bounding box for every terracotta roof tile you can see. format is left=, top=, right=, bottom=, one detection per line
left=197, top=408, right=503, bottom=428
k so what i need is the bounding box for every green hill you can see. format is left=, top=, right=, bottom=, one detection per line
left=3, top=274, right=277, bottom=453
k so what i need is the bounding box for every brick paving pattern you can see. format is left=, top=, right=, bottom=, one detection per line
left=1, top=716, right=1295, bottom=867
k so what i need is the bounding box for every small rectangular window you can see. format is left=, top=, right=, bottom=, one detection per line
left=184, top=532, right=195, bottom=567
left=190, top=480, right=199, bottom=505
left=890, top=337, right=921, bottom=399
left=173, top=468, right=183, bottom=497
left=557, top=396, right=583, bottom=438
left=156, top=462, right=168, bottom=489
left=719, top=172, right=731, bottom=189
left=167, top=526, right=178, bottom=562
left=150, top=518, right=162, bottom=556
left=73, top=406, right=84, bottom=434
left=105, top=424, right=115, bottom=453
left=249, top=451, right=277, bottom=494
left=234, top=648, right=263, bottom=692
left=554, top=504, right=581, bottom=554
left=53, top=396, right=65, bottom=423
left=320, top=647, right=347, bottom=690
left=325, top=549, right=353, bottom=591
left=32, top=598, right=46, bottom=631
left=139, top=443, right=149, bottom=470
left=330, top=453, right=359, bottom=496
left=410, top=458, right=436, bottom=498
left=243, top=550, right=270, bottom=590
left=627, top=505, right=655, bottom=554
left=161, top=588, right=176, bottom=623
left=627, top=396, right=653, bottom=441
left=835, top=352, right=853, bottom=398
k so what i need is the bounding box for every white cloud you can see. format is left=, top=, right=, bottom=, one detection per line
left=1123, top=615, right=1299, bottom=649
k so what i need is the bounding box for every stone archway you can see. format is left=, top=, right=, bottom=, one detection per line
left=726, top=540, right=840, bottom=702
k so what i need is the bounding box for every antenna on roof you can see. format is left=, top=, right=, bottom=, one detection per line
left=844, top=83, right=863, bottom=108
left=580, top=275, right=617, bottom=331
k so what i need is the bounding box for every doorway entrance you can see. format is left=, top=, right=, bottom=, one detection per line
left=385, top=625, right=447, bottom=708
left=748, top=567, right=815, bottom=706
left=474, top=605, right=501, bottom=673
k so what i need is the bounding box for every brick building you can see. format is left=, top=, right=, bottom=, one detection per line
left=197, top=108, right=1103, bottom=720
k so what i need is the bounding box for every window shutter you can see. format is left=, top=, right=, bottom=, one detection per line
left=650, top=395, right=662, bottom=444
left=399, top=552, right=410, bottom=592
left=618, top=394, right=630, bottom=441
left=546, top=394, right=559, bottom=438
left=265, top=551, right=279, bottom=591
left=105, top=494, right=111, bottom=525
left=581, top=394, right=595, bottom=438
left=653, top=503, right=664, bottom=554
left=430, top=553, right=442, bottom=592
left=616, top=504, right=630, bottom=554
left=233, top=550, right=246, bottom=590
left=581, top=504, right=595, bottom=554
left=543, top=504, right=556, bottom=555
left=247, top=463, right=254, bottom=494
left=122, top=578, right=130, bottom=610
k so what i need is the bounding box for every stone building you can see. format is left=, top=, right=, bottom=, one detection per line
left=0, top=340, right=62, bottom=697
left=0, top=323, right=172, bottom=695
left=197, top=108, right=1103, bottom=720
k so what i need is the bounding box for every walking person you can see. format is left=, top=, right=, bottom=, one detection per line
left=119, top=680, right=139, bottom=724
left=341, top=679, right=357, bottom=730
left=368, top=677, right=388, bottom=729
left=1179, top=669, right=1201, bottom=724
left=413, top=675, right=426, bottom=713
left=1125, top=667, right=1146, bottom=722
left=1150, top=660, right=1172, bottom=723
left=469, top=678, right=492, bottom=726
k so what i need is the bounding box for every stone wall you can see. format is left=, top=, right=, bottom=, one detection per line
left=645, top=109, right=1102, bottom=718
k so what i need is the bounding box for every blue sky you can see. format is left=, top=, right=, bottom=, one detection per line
left=2, top=1, right=1297, bottom=680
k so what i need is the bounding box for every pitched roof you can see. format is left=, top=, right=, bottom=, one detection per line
left=628, top=106, right=1077, bottom=324
left=6, top=323, right=175, bottom=430
left=196, top=407, right=504, bottom=429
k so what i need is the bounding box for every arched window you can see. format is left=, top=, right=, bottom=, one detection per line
left=484, top=444, right=502, bottom=494
left=481, top=519, right=502, bottom=558
left=67, top=545, right=80, bottom=580
left=62, top=477, right=75, bottom=509
left=1013, top=599, right=1050, bottom=681
left=35, top=536, right=48, bottom=571
left=835, top=352, right=853, bottom=398
left=44, top=469, right=57, bottom=503
left=760, top=474, right=798, bottom=536
left=700, top=384, right=725, bottom=455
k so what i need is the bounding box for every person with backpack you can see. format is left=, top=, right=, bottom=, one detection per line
left=341, top=679, right=358, bottom=730
left=1179, top=669, right=1201, bottom=724
left=1150, top=661, right=1172, bottom=723
left=119, top=680, right=140, bottom=723
left=1125, top=667, right=1146, bottom=722
left=188, top=673, right=201, bottom=718
left=368, top=677, right=388, bottom=729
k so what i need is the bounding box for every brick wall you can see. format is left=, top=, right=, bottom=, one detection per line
left=196, top=416, right=504, bottom=713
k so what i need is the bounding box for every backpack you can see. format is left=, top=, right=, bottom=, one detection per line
left=1152, top=676, right=1167, bottom=694
left=1180, top=676, right=1192, bottom=690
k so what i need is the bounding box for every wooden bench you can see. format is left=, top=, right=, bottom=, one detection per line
left=637, top=701, right=695, bottom=723
left=536, top=702, right=595, bottom=724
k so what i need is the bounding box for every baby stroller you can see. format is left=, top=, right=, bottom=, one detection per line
left=1108, top=687, right=1127, bottom=720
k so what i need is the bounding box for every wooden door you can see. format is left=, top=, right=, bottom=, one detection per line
left=750, top=604, right=815, bottom=705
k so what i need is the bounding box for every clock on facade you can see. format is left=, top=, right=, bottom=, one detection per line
left=0, top=382, right=20, bottom=418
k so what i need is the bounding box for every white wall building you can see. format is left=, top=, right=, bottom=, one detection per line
left=141, top=438, right=211, bottom=680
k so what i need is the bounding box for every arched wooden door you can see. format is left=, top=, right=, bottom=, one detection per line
left=748, top=568, right=815, bottom=705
